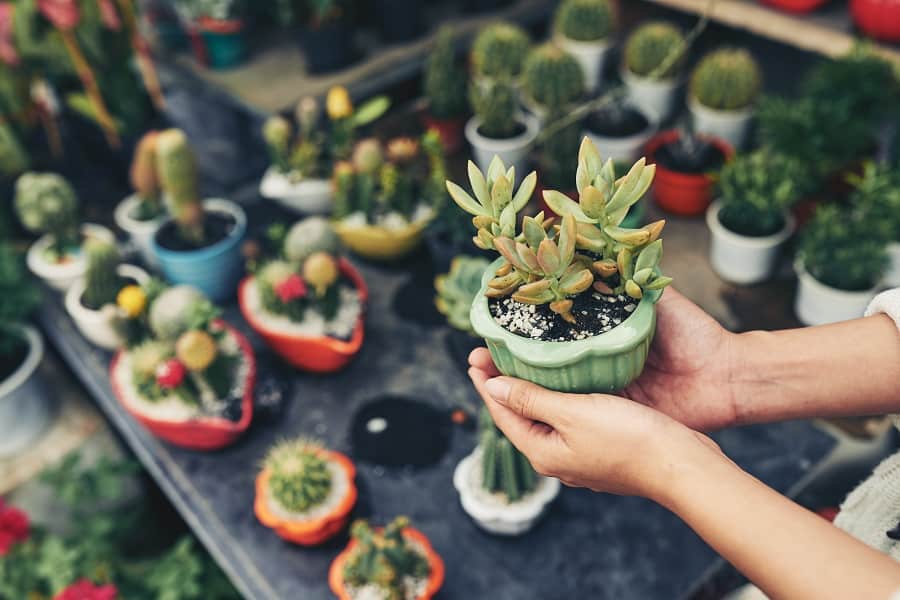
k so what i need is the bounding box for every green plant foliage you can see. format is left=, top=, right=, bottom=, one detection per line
left=342, top=517, right=430, bottom=600
left=82, top=239, right=122, bottom=310
left=689, top=47, right=762, bottom=110
left=522, top=43, right=585, bottom=108
left=848, top=161, right=900, bottom=242
left=717, top=150, right=804, bottom=237
left=434, top=256, right=490, bottom=333
left=624, top=21, right=685, bottom=79
left=0, top=242, right=40, bottom=358
left=478, top=408, right=537, bottom=501
left=14, top=172, right=80, bottom=259
left=470, top=22, right=530, bottom=79
left=468, top=79, right=518, bottom=139
left=264, top=439, right=333, bottom=513
left=424, top=26, right=467, bottom=120
left=554, top=0, right=616, bottom=42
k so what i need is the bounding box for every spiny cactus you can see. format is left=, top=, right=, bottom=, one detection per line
left=130, top=339, right=173, bottom=379
left=690, top=47, right=762, bottom=111
left=424, top=26, right=467, bottom=120
left=468, top=79, right=519, bottom=140
left=327, top=87, right=391, bottom=161
left=470, top=23, right=530, bottom=79
left=82, top=238, right=121, bottom=309
left=265, top=439, right=333, bottom=514
left=434, top=256, right=491, bottom=333
left=156, top=129, right=205, bottom=245
left=522, top=43, right=585, bottom=109
left=554, top=0, right=616, bottom=42
left=478, top=408, right=537, bottom=502
left=624, top=21, right=686, bottom=79
left=175, top=329, right=218, bottom=372
left=284, top=217, right=340, bottom=264
left=148, top=285, right=209, bottom=340
left=129, top=131, right=164, bottom=220
left=421, top=129, right=448, bottom=208
left=302, top=252, right=339, bottom=297
left=262, top=115, right=292, bottom=174
left=342, top=517, right=431, bottom=600
left=14, top=172, right=80, bottom=258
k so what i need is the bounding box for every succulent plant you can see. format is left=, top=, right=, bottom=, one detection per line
left=424, top=26, right=467, bottom=120
left=478, top=408, right=537, bottom=502
left=468, top=78, right=519, bottom=140
left=342, top=517, right=430, bottom=600
left=302, top=252, right=339, bottom=297
left=554, top=0, right=616, bottom=42
left=148, top=285, right=207, bottom=340
left=0, top=242, right=40, bottom=357
left=82, top=238, right=121, bottom=310
left=284, top=217, right=340, bottom=264
left=690, top=47, right=762, bottom=111
left=470, top=23, right=530, bottom=79
left=155, top=129, right=205, bottom=245
left=264, top=439, right=333, bottom=514
left=434, top=256, right=490, bottom=333
left=129, top=131, right=164, bottom=220
left=14, top=172, right=80, bottom=258
left=522, top=43, right=585, bottom=109
left=624, top=21, right=686, bottom=79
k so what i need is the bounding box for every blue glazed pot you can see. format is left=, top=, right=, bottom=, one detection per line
left=197, top=19, right=246, bottom=70
left=151, top=199, right=246, bottom=302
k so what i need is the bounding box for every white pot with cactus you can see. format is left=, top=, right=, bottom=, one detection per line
left=521, top=43, right=586, bottom=127
left=688, top=47, right=762, bottom=151
left=115, top=131, right=167, bottom=267
left=552, top=0, right=617, bottom=93
left=453, top=409, right=560, bottom=536
left=621, top=21, right=686, bottom=122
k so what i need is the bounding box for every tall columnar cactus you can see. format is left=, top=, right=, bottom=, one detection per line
left=478, top=408, right=537, bottom=502
left=82, top=238, right=121, bottom=309
left=434, top=256, right=491, bottom=334
left=522, top=43, right=585, bottom=109
left=624, top=21, right=686, bottom=79
left=342, top=517, right=431, bottom=600
left=424, top=26, right=468, bottom=120
left=155, top=129, right=204, bottom=245
left=468, top=79, right=519, bottom=139
left=470, top=23, right=530, bottom=79
left=554, top=0, right=617, bottom=42
left=690, top=48, right=762, bottom=111
left=14, top=172, right=80, bottom=258
left=262, top=115, right=292, bottom=174
left=264, top=439, right=333, bottom=514
left=284, top=216, right=340, bottom=264
left=129, top=130, right=163, bottom=220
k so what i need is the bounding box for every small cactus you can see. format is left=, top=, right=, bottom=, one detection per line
left=690, top=47, right=762, bottom=111
left=148, top=285, right=206, bottom=340
left=302, top=252, right=339, bottom=297
left=470, top=23, right=530, bottom=79
left=130, top=339, right=172, bottom=379
left=14, top=172, right=80, bottom=259
left=342, top=517, right=431, bottom=600
left=478, top=408, right=537, bottom=502
left=262, top=115, right=292, bottom=174
left=351, top=138, right=384, bottom=174
left=424, top=26, right=467, bottom=120
left=284, top=217, right=340, bottom=264
left=554, top=0, right=616, bottom=42
left=82, top=238, right=121, bottom=310
left=522, top=43, right=585, bottom=109
left=175, top=329, right=218, bottom=372
left=264, top=439, right=333, bottom=514
left=468, top=79, right=518, bottom=139
left=130, top=131, right=164, bottom=220
left=155, top=129, right=205, bottom=245
left=624, top=21, right=686, bottom=79
left=434, top=256, right=491, bottom=334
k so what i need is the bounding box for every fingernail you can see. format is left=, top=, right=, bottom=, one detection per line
left=484, top=378, right=510, bottom=404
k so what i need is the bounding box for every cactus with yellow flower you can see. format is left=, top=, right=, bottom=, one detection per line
left=325, top=86, right=391, bottom=161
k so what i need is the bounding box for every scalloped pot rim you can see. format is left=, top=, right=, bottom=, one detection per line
left=469, top=258, right=662, bottom=369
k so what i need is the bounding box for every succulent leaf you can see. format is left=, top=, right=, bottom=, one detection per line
left=537, top=239, right=562, bottom=276
left=542, top=190, right=597, bottom=223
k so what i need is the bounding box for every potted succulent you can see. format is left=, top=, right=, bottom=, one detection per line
left=328, top=517, right=445, bottom=600
left=688, top=47, right=762, bottom=150
left=760, top=0, right=827, bottom=13
left=848, top=162, right=900, bottom=288
left=331, top=135, right=439, bottom=261
left=453, top=408, right=560, bottom=535
left=0, top=241, right=50, bottom=458
left=421, top=26, right=468, bottom=154
left=149, top=129, right=247, bottom=302
left=239, top=217, right=367, bottom=372
left=260, top=89, right=389, bottom=214
left=115, top=131, right=167, bottom=267
left=851, top=0, right=900, bottom=42
left=254, top=438, right=358, bottom=545
left=521, top=43, right=585, bottom=124
left=446, top=138, right=672, bottom=393
left=64, top=239, right=151, bottom=350
left=645, top=126, right=732, bottom=216
left=583, top=94, right=659, bottom=162
left=621, top=21, right=686, bottom=121
left=706, top=151, right=802, bottom=285
left=109, top=283, right=256, bottom=449
left=553, top=0, right=617, bottom=93
left=794, top=205, right=886, bottom=326
left=15, top=172, right=115, bottom=291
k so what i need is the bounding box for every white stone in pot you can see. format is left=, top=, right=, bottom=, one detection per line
left=688, top=95, right=753, bottom=151
left=465, top=113, right=540, bottom=181
left=555, top=35, right=612, bottom=94
left=0, top=326, right=53, bottom=457
left=64, top=264, right=150, bottom=350
left=258, top=167, right=333, bottom=215
left=794, top=261, right=877, bottom=326
left=26, top=223, right=115, bottom=291
left=114, top=194, right=166, bottom=268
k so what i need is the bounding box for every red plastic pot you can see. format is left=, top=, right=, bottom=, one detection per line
left=646, top=130, right=734, bottom=217
left=760, top=0, right=828, bottom=13
left=421, top=111, right=466, bottom=155
left=851, top=0, right=900, bottom=40
left=109, top=320, right=255, bottom=450
left=239, top=258, right=367, bottom=373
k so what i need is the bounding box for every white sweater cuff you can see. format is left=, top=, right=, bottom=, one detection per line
left=865, top=288, right=900, bottom=330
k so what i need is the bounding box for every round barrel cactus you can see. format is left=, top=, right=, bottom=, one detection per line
left=624, top=21, right=686, bottom=79
left=14, top=172, right=80, bottom=254
left=284, top=217, right=340, bottom=264
left=470, top=22, right=530, bottom=79
left=690, top=47, right=762, bottom=111
left=554, top=0, right=617, bottom=42
left=523, top=43, right=585, bottom=108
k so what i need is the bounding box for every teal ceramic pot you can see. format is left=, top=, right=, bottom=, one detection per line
left=197, top=19, right=246, bottom=69
left=469, top=258, right=662, bottom=393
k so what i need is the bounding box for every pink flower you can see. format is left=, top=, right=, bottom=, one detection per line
left=155, top=359, right=186, bottom=390
left=0, top=498, right=29, bottom=556
left=37, top=0, right=80, bottom=30
left=54, top=580, right=118, bottom=600
left=275, top=274, right=308, bottom=303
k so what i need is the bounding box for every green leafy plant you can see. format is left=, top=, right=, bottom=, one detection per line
left=82, top=238, right=122, bottom=310
left=470, top=22, right=530, bottom=79
left=342, top=517, right=430, bottom=600
left=848, top=161, right=900, bottom=243
left=468, top=79, right=519, bottom=140
left=478, top=408, right=537, bottom=502
left=624, top=21, right=686, bottom=79
left=717, top=150, right=804, bottom=237
left=0, top=242, right=40, bottom=359
left=156, top=129, right=205, bottom=246
left=14, top=172, right=80, bottom=261
left=424, top=26, right=467, bottom=120
left=554, top=0, right=616, bottom=42
left=522, top=43, right=585, bottom=109
left=434, top=256, right=490, bottom=333
left=264, top=439, right=332, bottom=513
left=690, top=47, right=762, bottom=110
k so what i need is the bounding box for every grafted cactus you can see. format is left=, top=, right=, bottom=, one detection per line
left=434, top=256, right=490, bottom=333
left=14, top=172, right=80, bottom=258
left=522, top=43, right=585, bottom=109
left=82, top=238, right=121, bottom=309
left=302, top=252, right=339, bottom=297
left=690, top=48, right=762, bottom=111
left=478, top=408, right=537, bottom=502
left=470, top=23, right=530, bottom=78
left=554, top=0, right=616, bottom=42
left=265, top=439, right=333, bottom=513
left=156, top=129, right=204, bottom=245
left=624, top=21, right=686, bottom=79
left=175, top=329, right=217, bottom=372
left=284, top=217, right=340, bottom=264
left=130, top=131, right=163, bottom=220
left=468, top=78, right=519, bottom=140
left=342, top=517, right=430, bottom=600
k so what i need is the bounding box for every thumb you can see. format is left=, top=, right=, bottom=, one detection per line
left=483, top=376, right=573, bottom=428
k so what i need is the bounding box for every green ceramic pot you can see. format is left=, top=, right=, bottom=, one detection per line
left=469, top=258, right=662, bottom=393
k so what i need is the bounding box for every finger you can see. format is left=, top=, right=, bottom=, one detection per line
left=481, top=376, right=580, bottom=429
left=468, top=347, right=501, bottom=376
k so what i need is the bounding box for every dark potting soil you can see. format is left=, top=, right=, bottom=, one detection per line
left=655, top=140, right=727, bottom=174
left=586, top=106, right=649, bottom=138
left=154, top=212, right=236, bottom=252
left=476, top=121, right=527, bottom=141
left=489, top=291, right=637, bottom=342
left=0, top=341, right=28, bottom=382
left=350, top=396, right=452, bottom=468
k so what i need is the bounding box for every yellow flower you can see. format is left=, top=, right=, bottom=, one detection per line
left=117, top=285, right=146, bottom=318
left=326, top=86, right=353, bottom=120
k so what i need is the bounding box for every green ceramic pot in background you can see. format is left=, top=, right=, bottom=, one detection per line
left=469, top=258, right=662, bottom=393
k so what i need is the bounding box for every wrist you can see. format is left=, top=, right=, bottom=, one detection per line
left=727, top=329, right=779, bottom=426
left=651, top=428, right=739, bottom=512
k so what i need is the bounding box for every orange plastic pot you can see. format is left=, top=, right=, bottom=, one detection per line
left=238, top=258, right=367, bottom=373
left=328, top=527, right=445, bottom=600
left=851, top=0, right=900, bottom=41
left=254, top=450, right=358, bottom=546
left=109, top=320, right=255, bottom=450
left=646, top=130, right=734, bottom=217
left=760, top=0, right=827, bottom=12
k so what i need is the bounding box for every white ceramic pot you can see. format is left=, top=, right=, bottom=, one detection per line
left=114, top=194, right=165, bottom=268
left=706, top=201, right=795, bottom=285
left=883, top=242, right=900, bottom=289
left=258, top=167, right=333, bottom=214
left=0, top=326, right=53, bottom=457
left=453, top=447, right=560, bottom=536
left=621, top=68, right=680, bottom=122
left=465, top=113, right=540, bottom=179
left=794, top=261, right=877, bottom=326
left=26, top=223, right=115, bottom=291
left=583, top=104, right=659, bottom=163
left=64, top=264, right=150, bottom=350
left=688, top=95, right=753, bottom=151
left=555, top=35, right=612, bottom=93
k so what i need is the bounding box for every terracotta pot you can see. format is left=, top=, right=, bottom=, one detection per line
left=851, top=0, right=900, bottom=41
left=238, top=258, right=367, bottom=373
left=254, top=450, right=357, bottom=545
left=421, top=111, right=466, bottom=155
left=759, top=0, right=827, bottom=12
left=646, top=130, right=734, bottom=217
left=328, top=527, right=445, bottom=600
left=109, top=320, right=255, bottom=450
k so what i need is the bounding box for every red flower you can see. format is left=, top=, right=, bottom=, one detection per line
left=155, top=359, right=186, bottom=390
left=54, top=579, right=118, bottom=600
left=275, top=274, right=308, bottom=303
left=0, top=498, right=29, bottom=556
left=37, top=0, right=80, bottom=30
